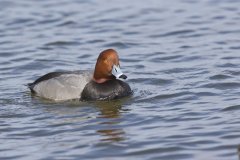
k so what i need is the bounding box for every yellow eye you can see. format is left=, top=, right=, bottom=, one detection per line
left=104, top=59, right=108, bottom=64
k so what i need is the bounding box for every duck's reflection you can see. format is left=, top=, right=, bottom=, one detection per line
left=97, top=129, right=125, bottom=142
left=95, top=101, right=123, bottom=118
left=32, top=97, right=130, bottom=143
left=94, top=100, right=129, bottom=143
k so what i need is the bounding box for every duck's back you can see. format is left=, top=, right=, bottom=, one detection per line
left=29, top=71, right=92, bottom=101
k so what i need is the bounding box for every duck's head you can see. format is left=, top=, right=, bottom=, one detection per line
left=93, top=49, right=127, bottom=83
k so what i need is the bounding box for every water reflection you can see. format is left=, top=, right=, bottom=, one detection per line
left=97, top=129, right=125, bottom=142
left=95, top=100, right=123, bottom=118
left=30, top=97, right=129, bottom=143
left=94, top=100, right=128, bottom=143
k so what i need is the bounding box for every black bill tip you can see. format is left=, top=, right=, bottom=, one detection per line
left=119, top=74, right=127, bottom=79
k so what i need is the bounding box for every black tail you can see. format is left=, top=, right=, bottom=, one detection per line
left=26, top=83, right=35, bottom=93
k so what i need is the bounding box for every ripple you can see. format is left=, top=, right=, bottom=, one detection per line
left=123, top=31, right=140, bottom=35
left=136, top=91, right=192, bottom=103
left=150, top=29, right=195, bottom=38
left=150, top=55, right=182, bottom=62
left=218, top=30, right=240, bottom=35
left=211, top=15, right=226, bottom=20
left=6, top=18, right=35, bottom=27
left=222, top=105, right=240, bottom=111
left=8, top=128, right=71, bottom=138
left=202, top=144, right=237, bottom=152
left=45, top=41, right=80, bottom=46
left=221, top=56, right=240, bottom=60
left=56, top=20, right=77, bottom=27
left=163, top=67, right=199, bottom=74
left=225, top=70, right=240, bottom=76
left=229, top=46, right=240, bottom=50
left=128, top=78, right=173, bottom=85
left=194, top=91, right=218, bottom=97
left=0, top=155, right=25, bottom=160
left=85, top=39, right=105, bottom=44
left=103, top=42, right=137, bottom=49
left=126, top=146, right=186, bottom=156
left=221, top=133, right=240, bottom=139
left=209, top=74, right=232, bottom=80
left=216, top=63, right=239, bottom=68
left=200, top=82, right=240, bottom=90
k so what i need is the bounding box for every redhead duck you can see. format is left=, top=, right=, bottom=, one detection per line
left=28, top=49, right=132, bottom=101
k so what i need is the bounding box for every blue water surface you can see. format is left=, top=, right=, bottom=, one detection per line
left=1, top=0, right=240, bottom=159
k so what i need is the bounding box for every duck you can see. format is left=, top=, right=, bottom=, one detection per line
left=28, top=49, right=132, bottom=101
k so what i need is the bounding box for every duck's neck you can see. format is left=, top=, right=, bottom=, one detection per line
left=93, top=75, right=115, bottom=84
left=93, top=77, right=109, bottom=83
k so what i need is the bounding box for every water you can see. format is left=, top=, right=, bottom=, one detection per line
left=1, top=0, right=240, bottom=159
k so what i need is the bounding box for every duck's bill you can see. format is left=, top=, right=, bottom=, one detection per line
left=112, top=65, right=127, bottom=80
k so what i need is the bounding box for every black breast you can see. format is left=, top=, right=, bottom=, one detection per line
left=81, top=80, right=132, bottom=101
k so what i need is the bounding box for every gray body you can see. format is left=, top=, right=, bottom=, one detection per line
left=28, top=71, right=92, bottom=101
